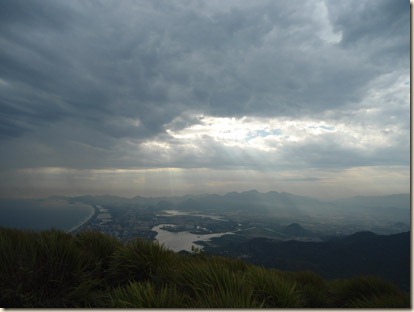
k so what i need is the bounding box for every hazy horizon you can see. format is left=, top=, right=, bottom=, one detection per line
left=1, top=188, right=410, bottom=202
left=0, top=0, right=409, bottom=200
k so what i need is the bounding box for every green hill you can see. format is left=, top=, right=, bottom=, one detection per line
left=0, top=227, right=410, bottom=308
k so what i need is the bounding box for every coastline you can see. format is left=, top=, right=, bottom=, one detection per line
left=67, top=204, right=96, bottom=233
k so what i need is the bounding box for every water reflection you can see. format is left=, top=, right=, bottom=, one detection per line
left=152, top=223, right=234, bottom=252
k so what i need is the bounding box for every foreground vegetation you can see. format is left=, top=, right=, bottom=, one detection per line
left=0, top=227, right=410, bottom=308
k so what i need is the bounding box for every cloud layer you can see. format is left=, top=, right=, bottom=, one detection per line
left=0, top=0, right=409, bottom=198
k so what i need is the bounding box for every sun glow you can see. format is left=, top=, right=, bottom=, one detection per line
left=160, top=114, right=399, bottom=154
left=164, top=115, right=339, bottom=150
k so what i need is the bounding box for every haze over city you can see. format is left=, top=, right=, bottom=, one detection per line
left=0, top=0, right=409, bottom=200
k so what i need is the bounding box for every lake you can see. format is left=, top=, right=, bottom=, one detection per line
left=0, top=198, right=94, bottom=232
left=157, top=209, right=227, bottom=221
left=152, top=223, right=234, bottom=252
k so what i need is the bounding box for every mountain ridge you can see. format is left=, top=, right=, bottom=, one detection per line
left=38, top=189, right=409, bottom=204
left=204, top=230, right=410, bottom=292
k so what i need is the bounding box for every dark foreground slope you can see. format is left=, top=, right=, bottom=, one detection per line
left=204, top=231, right=411, bottom=292
left=0, top=227, right=410, bottom=308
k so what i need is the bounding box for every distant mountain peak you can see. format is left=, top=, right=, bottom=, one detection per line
left=345, top=231, right=377, bottom=241
left=282, top=223, right=307, bottom=236
left=243, top=189, right=259, bottom=194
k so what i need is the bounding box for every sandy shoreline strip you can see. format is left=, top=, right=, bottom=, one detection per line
left=67, top=204, right=96, bottom=233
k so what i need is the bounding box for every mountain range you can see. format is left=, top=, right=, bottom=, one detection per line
left=66, top=190, right=410, bottom=224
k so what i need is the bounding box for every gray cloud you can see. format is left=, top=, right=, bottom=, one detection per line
left=1, top=0, right=408, bottom=140
left=0, top=0, right=409, bottom=198
left=327, top=0, right=409, bottom=56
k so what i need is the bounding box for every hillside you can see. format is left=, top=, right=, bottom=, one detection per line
left=0, top=227, right=409, bottom=308
left=203, top=231, right=410, bottom=291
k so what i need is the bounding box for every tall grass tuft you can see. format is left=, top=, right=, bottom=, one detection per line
left=0, top=228, right=100, bottom=307
left=110, top=281, right=188, bottom=308
left=0, top=228, right=38, bottom=307
left=284, top=270, right=328, bottom=307
left=177, top=257, right=262, bottom=308
left=328, top=275, right=407, bottom=308
left=74, top=230, right=122, bottom=282
left=108, top=237, right=175, bottom=286
left=75, top=230, right=121, bottom=261
left=1, top=227, right=410, bottom=308
left=246, top=266, right=305, bottom=308
left=347, top=293, right=410, bottom=308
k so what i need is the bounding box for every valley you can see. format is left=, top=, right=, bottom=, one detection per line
left=69, top=190, right=410, bottom=244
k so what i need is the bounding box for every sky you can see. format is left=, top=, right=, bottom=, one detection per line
left=0, top=0, right=410, bottom=199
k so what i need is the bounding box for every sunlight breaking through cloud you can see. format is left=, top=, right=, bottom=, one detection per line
left=160, top=115, right=399, bottom=154
left=0, top=0, right=408, bottom=199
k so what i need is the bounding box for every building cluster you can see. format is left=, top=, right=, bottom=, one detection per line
left=70, top=205, right=157, bottom=242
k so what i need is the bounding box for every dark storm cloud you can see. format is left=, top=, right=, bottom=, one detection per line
left=0, top=0, right=409, bottom=175
left=0, top=1, right=404, bottom=138
left=0, top=0, right=173, bottom=142
left=326, top=0, right=409, bottom=61
left=0, top=0, right=75, bottom=32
